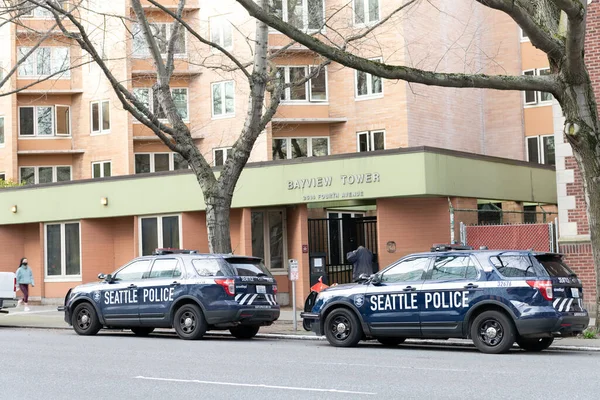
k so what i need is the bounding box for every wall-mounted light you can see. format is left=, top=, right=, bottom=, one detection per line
left=100, top=197, right=108, bottom=206
left=11, top=205, right=17, bottom=213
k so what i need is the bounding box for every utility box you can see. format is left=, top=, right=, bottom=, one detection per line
left=309, top=252, right=327, bottom=287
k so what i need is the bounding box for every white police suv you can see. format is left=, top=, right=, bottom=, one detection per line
left=58, top=250, right=279, bottom=340
left=301, top=247, right=590, bottom=354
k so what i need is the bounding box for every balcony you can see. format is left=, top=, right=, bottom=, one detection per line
left=17, top=137, right=84, bottom=156
left=131, top=59, right=201, bottom=77
left=137, top=0, right=200, bottom=11
left=272, top=104, right=347, bottom=126
left=132, top=124, right=203, bottom=142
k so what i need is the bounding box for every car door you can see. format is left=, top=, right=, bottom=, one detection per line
left=138, top=258, right=184, bottom=327
left=100, top=259, right=150, bottom=327
left=363, top=256, right=431, bottom=337
left=420, top=255, right=483, bottom=337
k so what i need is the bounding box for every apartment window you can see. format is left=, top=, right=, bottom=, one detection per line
left=527, top=135, right=555, bottom=166
left=133, top=87, right=189, bottom=121
left=45, top=222, right=81, bottom=279
left=92, top=161, right=112, bottom=179
left=132, top=23, right=186, bottom=58
left=214, top=147, right=232, bottom=167
left=19, top=106, right=70, bottom=137
left=357, top=130, right=385, bottom=152
left=91, top=100, right=110, bottom=134
left=140, top=215, right=181, bottom=256
left=524, top=205, right=537, bottom=224
left=355, top=58, right=383, bottom=98
left=0, top=116, right=4, bottom=145
left=210, top=16, right=233, bottom=50
left=135, top=153, right=188, bottom=174
left=520, top=28, right=529, bottom=41
left=211, top=81, right=235, bottom=118
left=17, top=47, right=70, bottom=78
left=20, top=166, right=71, bottom=185
left=268, top=0, right=324, bottom=31
left=251, top=210, right=285, bottom=270
left=277, top=66, right=327, bottom=102
left=354, top=0, right=380, bottom=25
left=272, top=137, right=329, bottom=160
left=523, top=68, right=553, bottom=105
left=23, top=1, right=71, bottom=18
left=0, top=173, right=5, bottom=181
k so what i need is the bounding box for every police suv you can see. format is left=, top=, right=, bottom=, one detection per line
left=301, top=247, right=590, bottom=354
left=59, top=250, right=280, bottom=340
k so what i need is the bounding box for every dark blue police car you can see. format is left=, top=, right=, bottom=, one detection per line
left=59, top=250, right=280, bottom=340
left=301, top=247, right=590, bottom=353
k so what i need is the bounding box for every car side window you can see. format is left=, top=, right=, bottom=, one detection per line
left=380, top=257, right=429, bottom=283
left=429, top=256, right=478, bottom=281
left=490, top=256, right=539, bottom=278
left=148, top=259, right=181, bottom=279
left=192, top=259, right=224, bottom=277
left=113, top=260, right=151, bottom=282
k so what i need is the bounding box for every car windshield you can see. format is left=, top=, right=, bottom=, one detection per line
left=226, top=258, right=273, bottom=277
left=534, top=254, right=576, bottom=277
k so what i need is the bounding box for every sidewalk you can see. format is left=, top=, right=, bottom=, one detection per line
left=1, top=305, right=598, bottom=351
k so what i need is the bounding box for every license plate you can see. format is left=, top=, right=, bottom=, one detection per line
left=571, top=288, right=580, bottom=298
left=256, top=285, right=266, bottom=294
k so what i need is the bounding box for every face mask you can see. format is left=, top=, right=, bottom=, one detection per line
left=23, top=262, right=28, bottom=266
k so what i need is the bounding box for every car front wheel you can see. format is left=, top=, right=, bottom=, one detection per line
left=324, top=308, right=362, bottom=348
left=173, top=304, right=207, bottom=340
left=470, top=310, right=515, bottom=354
left=516, top=337, right=554, bottom=352
left=72, top=303, right=102, bottom=336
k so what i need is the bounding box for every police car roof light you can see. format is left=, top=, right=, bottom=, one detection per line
left=153, top=248, right=199, bottom=255
left=430, top=244, right=474, bottom=252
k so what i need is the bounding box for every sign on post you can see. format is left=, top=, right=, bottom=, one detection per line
left=288, top=259, right=299, bottom=331
left=288, top=258, right=299, bottom=281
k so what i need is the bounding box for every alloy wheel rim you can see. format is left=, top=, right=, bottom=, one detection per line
left=77, top=309, right=91, bottom=330
left=331, top=315, right=351, bottom=341
left=180, top=311, right=196, bottom=334
left=479, top=319, right=504, bottom=347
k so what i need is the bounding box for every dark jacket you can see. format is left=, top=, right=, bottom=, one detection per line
left=347, top=247, right=374, bottom=280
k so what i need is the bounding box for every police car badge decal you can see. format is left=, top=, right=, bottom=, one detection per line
left=354, top=294, right=364, bottom=308
left=93, top=291, right=101, bottom=303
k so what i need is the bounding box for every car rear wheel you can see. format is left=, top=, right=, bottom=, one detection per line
left=377, top=337, right=406, bottom=347
left=173, top=304, right=207, bottom=340
left=324, top=308, right=362, bottom=348
left=72, top=303, right=102, bottom=336
left=131, top=327, right=155, bottom=337
left=516, top=337, right=554, bottom=352
left=229, top=325, right=260, bottom=339
left=470, top=310, right=515, bottom=354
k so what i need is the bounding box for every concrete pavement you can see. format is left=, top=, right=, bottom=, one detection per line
left=1, top=304, right=598, bottom=351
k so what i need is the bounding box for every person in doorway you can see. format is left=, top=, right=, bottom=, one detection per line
left=16, top=257, right=35, bottom=312
left=347, top=246, right=374, bottom=281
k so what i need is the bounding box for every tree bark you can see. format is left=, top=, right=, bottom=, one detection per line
left=205, top=194, right=234, bottom=254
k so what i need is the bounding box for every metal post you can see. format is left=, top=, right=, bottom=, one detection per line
left=555, top=217, right=560, bottom=253
left=292, top=280, right=297, bottom=331
left=448, top=198, right=455, bottom=244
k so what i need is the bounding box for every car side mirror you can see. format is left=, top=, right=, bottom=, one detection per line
left=98, top=273, right=106, bottom=280
left=357, top=273, right=371, bottom=282
left=370, top=274, right=382, bottom=286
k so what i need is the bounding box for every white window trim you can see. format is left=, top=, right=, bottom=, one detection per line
left=352, top=0, right=381, bottom=27
left=355, top=57, right=384, bottom=100
left=523, top=68, right=553, bottom=107
left=17, top=46, right=71, bottom=79
left=44, top=221, right=82, bottom=283
left=22, top=2, right=71, bottom=19
left=536, top=67, right=553, bottom=105
left=0, top=173, right=6, bottom=181
left=278, top=65, right=328, bottom=103
left=132, top=23, right=188, bottom=59
left=213, top=147, right=232, bottom=167
left=272, top=136, right=331, bottom=159
left=135, top=152, right=187, bottom=173
left=92, top=161, right=112, bottom=178
left=526, top=134, right=554, bottom=165
left=210, top=15, right=234, bottom=52
left=90, top=100, right=111, bottom=135
left=138, top=214, right=184, bottom=256
left=519, top=28, right=529, bottom=42
left=132, top=87, right=190, bottom=123
left=253, top=209, right=287, bottom=271
left=211, top=80, right=236, bottom=119
left=18, top=105, right=71, bottom=137
left=356, top=130, right=386, bottom=152
left=19, top=165, right=72, bottom=184
left=268, top=0, right=326, bottom=34
left=0, top=115, right=4, bottom=147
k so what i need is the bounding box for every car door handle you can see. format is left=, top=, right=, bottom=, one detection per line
left=403, top=286, right=417, bottom=292
left=464, top=283, right=479, bottom=289
left=127, top=284, right=137, bottom=289
left=171, top=281, right=181, bottom=286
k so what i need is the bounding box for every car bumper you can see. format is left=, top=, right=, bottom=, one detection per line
left=58, top=305, right=72, bottom=325
left=0, top=299, right=18, bottom=309
left=206, top=307, right=280, bottom=326
left=516, top=314, right=590, bottom=338
left=300, top=312, right=322, bottom=335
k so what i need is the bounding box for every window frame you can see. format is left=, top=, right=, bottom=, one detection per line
left=523, top=68, right=553, bottom=107
left=213, top=147, right=233, bottom=167
left=44, top=221, right=82, bottom=282
left=278, top=65, right=328, bottom=103
left=526, top=134, right=555, bottom=165
left=356, top=130, right=385, bottom=152
left=134, top=152, right=188, bottom=174
left=22, top=2, right=72, bottom=19
left=19, top=165, right=72, bottom=185
left=132, top=22, right=188, bottom=58
left=138, top=214, right=183, bottom=256
left=209, top=15, right=234, bottom=51
left=211, top=80, right=236, bottom=119
left=268, top=0, right=326, bottom=33
left=519, top=28, right=529, bottom=42
left=272, top=136, right=330, bottom=160
left=251, top=209, right=287, bottom=273
left=353, top=0, right=380, bottom=26
left=92, top=161, right=112, bottom=179
left=18, top=105, right=72, bottom=138
left=17, top=46, right=71, bottom=79
left=355, top=57, right=384, bottom=99
left=132, top=87, right=190, bottom=123
left=90, top=100, right=111, bottom=135
left=0, top=173, right=6, bottom=181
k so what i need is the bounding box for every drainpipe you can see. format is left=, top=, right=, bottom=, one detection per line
left=448, top=198, right=455, bottom=244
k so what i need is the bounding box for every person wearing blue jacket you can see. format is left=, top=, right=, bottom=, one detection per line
left=16, top=257, right=35, bottom=312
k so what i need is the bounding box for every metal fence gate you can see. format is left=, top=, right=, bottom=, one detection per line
left=308, top=216, right=378, bottom=285
left=460, top=221, right=558, bottom=252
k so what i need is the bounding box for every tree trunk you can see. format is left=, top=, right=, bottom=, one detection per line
left=205, top=194, right=234, bottom=254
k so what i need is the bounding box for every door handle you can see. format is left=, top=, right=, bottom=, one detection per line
left=171, top=281, right=181, bottom=286
left=127, top=284, right=137, bottom=289
left=464, top=283, right=479, bottom=289
left=403, top=286, right=417, bottom=292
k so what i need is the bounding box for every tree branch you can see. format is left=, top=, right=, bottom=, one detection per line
left=555, top=0, right=587, bottom=82
left=235, top=0, right=559, bottom=93
left=549, top=0, right=585, bottom=18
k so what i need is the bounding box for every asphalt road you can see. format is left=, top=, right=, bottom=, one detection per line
left=1, top=328, right=599, bottom=399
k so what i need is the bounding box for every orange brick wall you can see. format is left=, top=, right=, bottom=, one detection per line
left=181, top=212, right=209, bottom=253
left=80, top=219, right=116, bottom=283
left=286, top=205, right=309, bottom=307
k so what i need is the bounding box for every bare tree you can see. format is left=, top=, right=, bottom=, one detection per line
left=235, top=0, right=600, bottom=328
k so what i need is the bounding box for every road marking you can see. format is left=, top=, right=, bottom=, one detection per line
left=134, top=376, right=376, bottom=395
left=5, top=310, right=59, bottom=316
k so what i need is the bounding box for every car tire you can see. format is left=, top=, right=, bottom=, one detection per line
left=324, top=308, right=362, bottom=348
left=173, top=304, right=207, bottom=340
left=516, top=337, right=554, bottom=352
left=131, top=327, right=155, bottom=337
left=377, top=337, right=406, bottom=347
left=72, top=303, right=102, bottom=336
left=229, top=325, right=260, bottom=339
left=470, top=310, right=515, bottom=354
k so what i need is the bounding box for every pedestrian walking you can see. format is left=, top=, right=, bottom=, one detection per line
left=16, top=257, right=34, bottom=312
left=347, top=246, right=374, bottom=281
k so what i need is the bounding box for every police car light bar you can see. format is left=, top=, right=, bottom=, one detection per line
left=431, top=244, right=474, bottom=252
left=153, top=248, right=199, bottom=255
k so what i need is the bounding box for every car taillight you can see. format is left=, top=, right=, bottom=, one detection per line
left=215, top=279, right=235, bottom=296
left=527, top=280, right=553, bottom=301
left=273, top=285, right=278, bottom=295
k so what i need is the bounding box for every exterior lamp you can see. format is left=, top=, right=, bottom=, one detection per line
left=11, top=205, right=17, bottom=213
left=101, top=197, right=108, bottom=206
